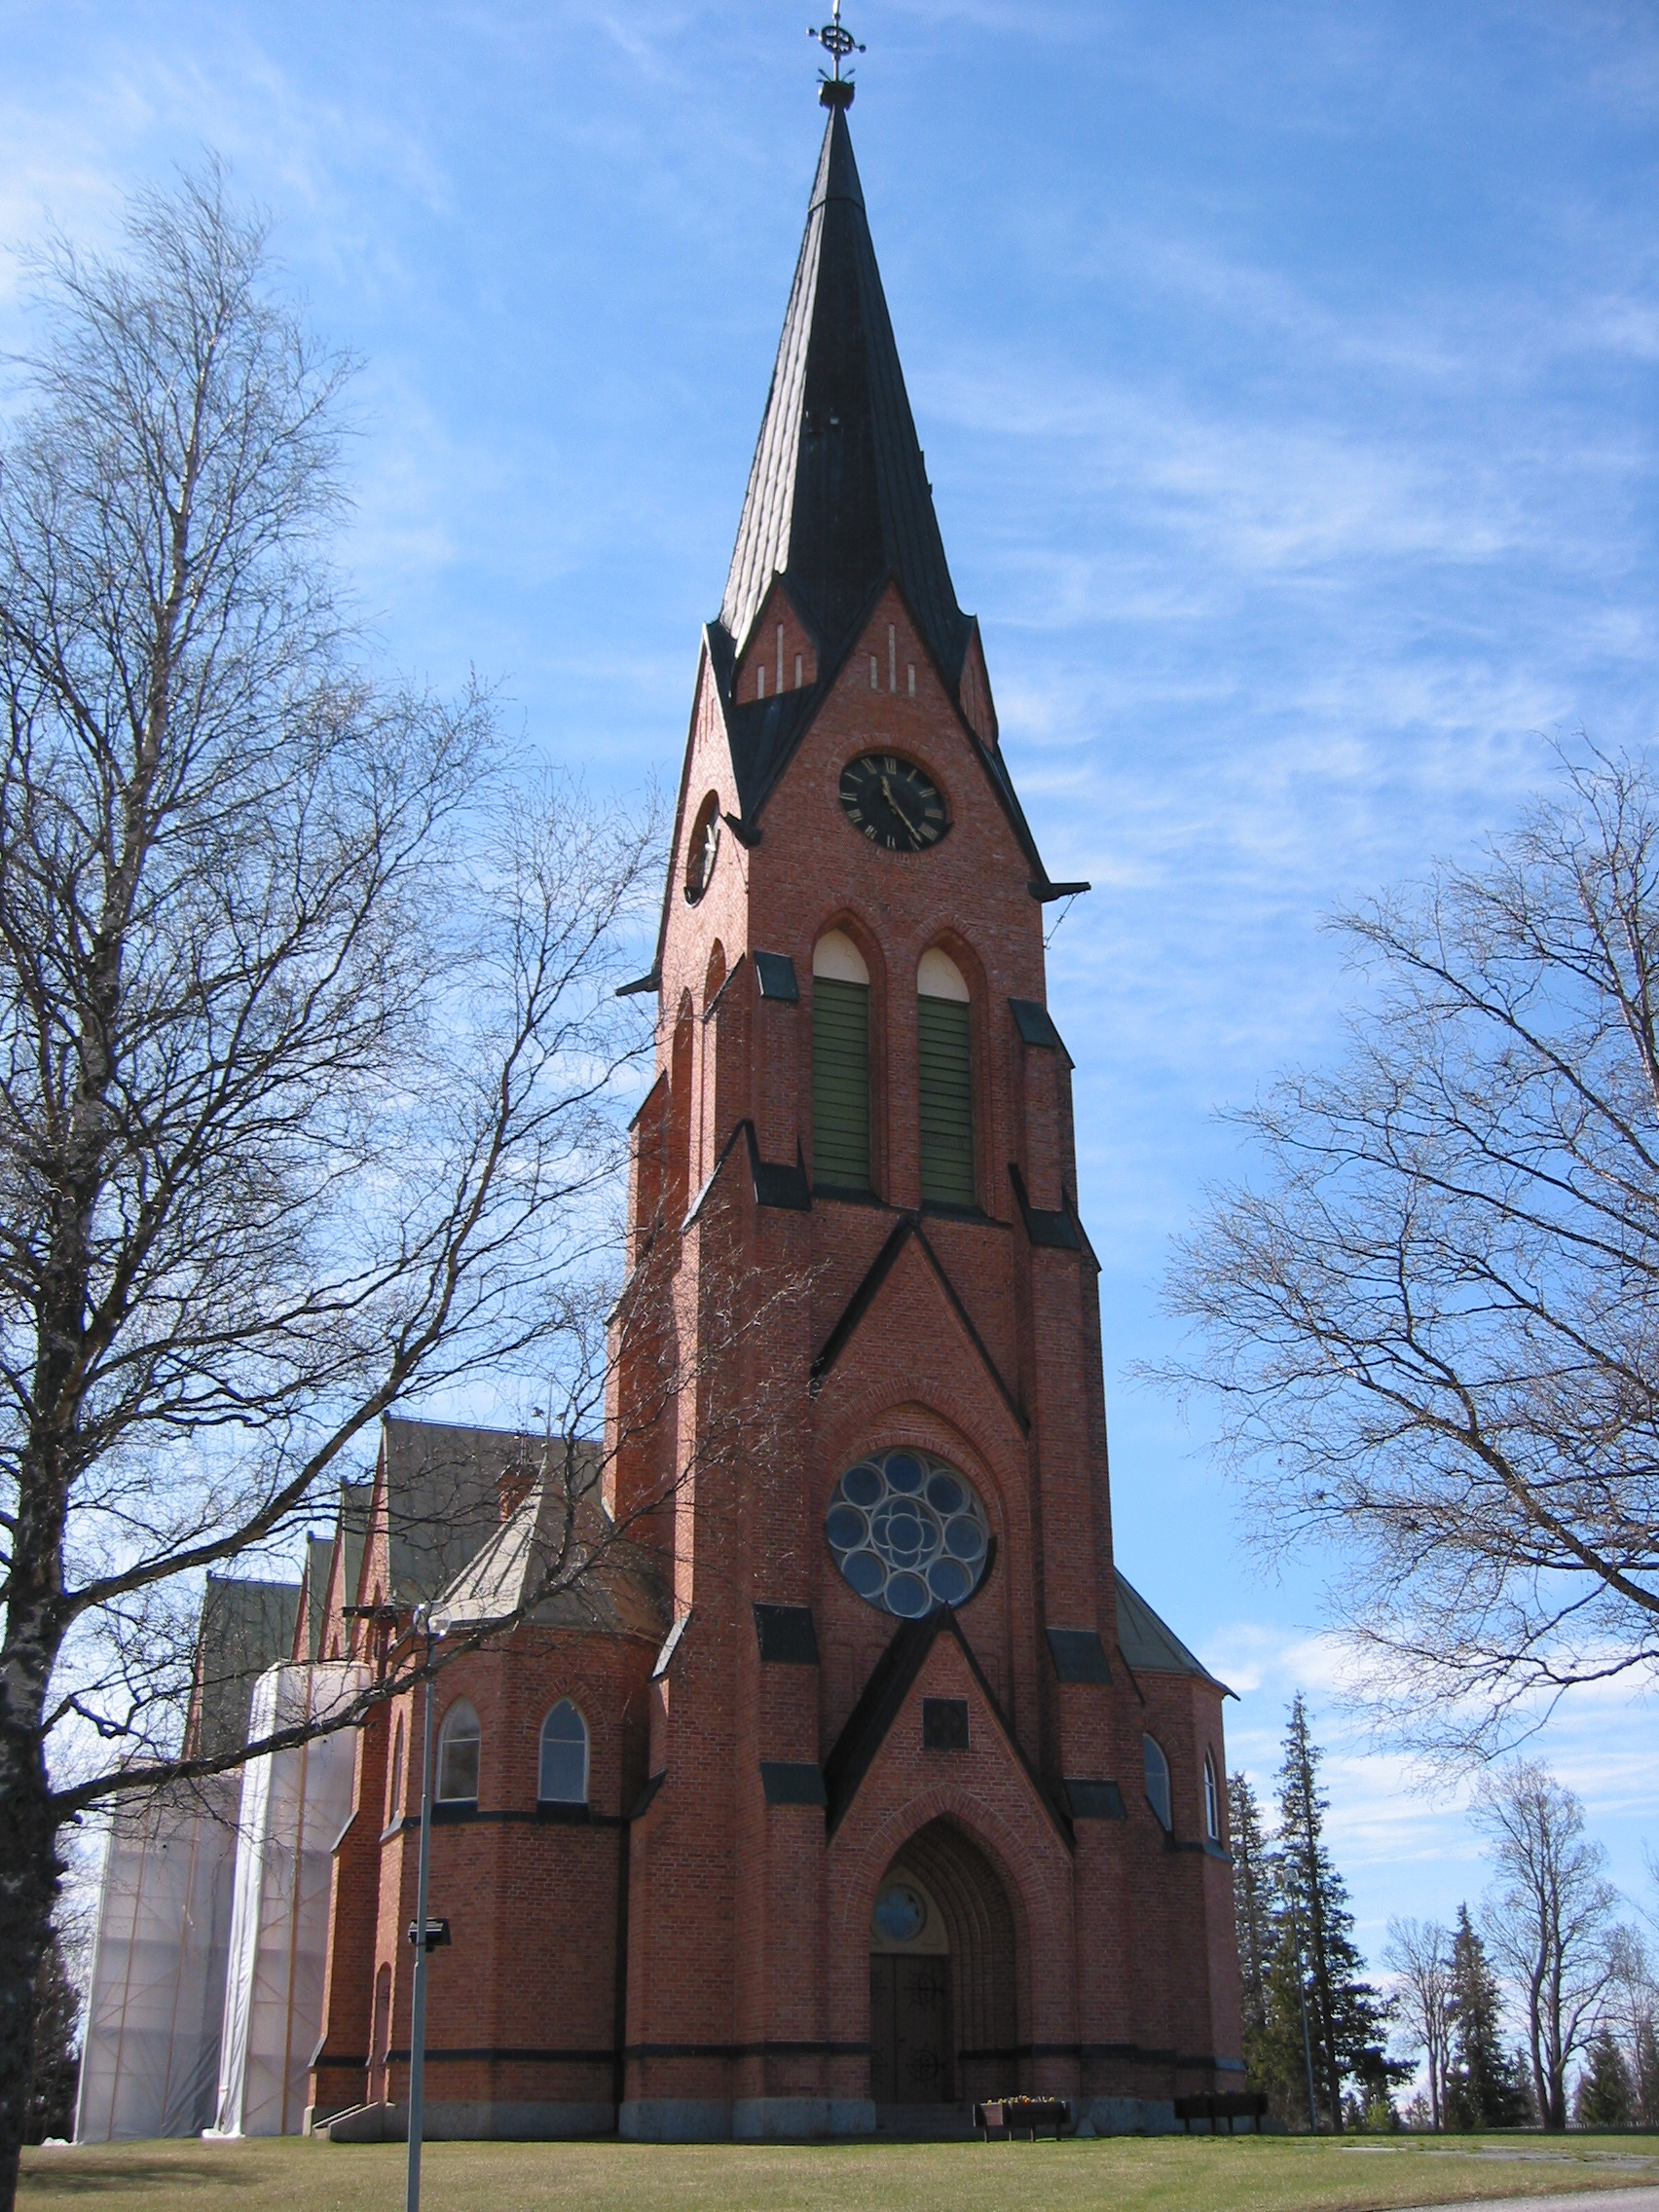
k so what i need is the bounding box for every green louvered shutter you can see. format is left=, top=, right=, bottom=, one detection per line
left=918, top=994, right=975, bottom=1206
left=812, top=977, right=870, bottom=1192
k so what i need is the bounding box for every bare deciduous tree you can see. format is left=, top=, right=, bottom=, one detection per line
left=1150, top=749, right=1659, bottom=1756
left=1477, top=1762, right=1619, bottom=2130
left=1385, top=1917, right=1454, bottom=2130
left=0, top=166, right=681, bottom=2203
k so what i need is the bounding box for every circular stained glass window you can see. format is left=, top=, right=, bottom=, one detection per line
left=826, top=1450, right=991, bottom=1617
left=873, top=1883, right=928, bottom=1943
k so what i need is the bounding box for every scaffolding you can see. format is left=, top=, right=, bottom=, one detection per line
left=209, top=1661, right=369, bottom=2137
left=74, top=1773, right=243, bottom=2142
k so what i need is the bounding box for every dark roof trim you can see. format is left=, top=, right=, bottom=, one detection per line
left=745, top=1122, right=812, bottom=1210
left=728, top=565, right=1050, bottom=886
left=808, top=1212, right=1025, bottom=1431
left=1009, top=1162, right=1081, bottom=1253
left=1009, top=998, right=1073, bottom=1066
left=754, top=950, right=799, bottom=1002
left=822, top=1608, right=1072, bottom=1849
left=684, top=1119, right=812, bottom=1230
left=760, top=1760, right=828, bottom=1807
left=616, top=965, right=660, bottom=999
left=1029, top=879, right=1091, bottom=903
left=754, top=1603, right=820, bottom=1665
left=1047, top=1628, right=1113, bottom=1684
left=1065, top=1779, right=1126, bottom=1821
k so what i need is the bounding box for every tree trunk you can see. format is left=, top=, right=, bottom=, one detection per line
left=0, top=1597, right=61, bottom=2212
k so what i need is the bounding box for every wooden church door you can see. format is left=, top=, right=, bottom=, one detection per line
left=869, top=1953, right=954, bottom=2102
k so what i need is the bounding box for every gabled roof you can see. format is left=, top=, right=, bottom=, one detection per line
left=1116, top=1569, right=1231, bottom=1693
left=302, top=1535, right=333, bottom=1660
left=433, top=1452, right=665, bottom=1644
left=719, top=104, right=968, bottom=687
left=379, top=1416, right=538, bottom=1605
left=187, top=1574, right=301, bottom=1760
left=822, top=1605, right=1072, bottom=1846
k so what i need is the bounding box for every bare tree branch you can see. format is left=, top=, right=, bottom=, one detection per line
left=1144, top=745, right=1659, bottom=1758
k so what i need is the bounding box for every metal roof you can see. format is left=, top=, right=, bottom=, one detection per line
left=719, top=102, right=969, bottom=686
left=1115, top=1569, right=1231, bottom=1693
left=190, top=1574, right=302, bottom=1759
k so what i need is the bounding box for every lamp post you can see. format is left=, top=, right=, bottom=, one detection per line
left=406, top=1604, right=450, bottom=2212
left=1288, top=1902, right=1319, bottom=2133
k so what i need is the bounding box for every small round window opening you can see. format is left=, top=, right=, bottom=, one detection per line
left=826, top=1451, right=990, bottom=1617
left=873, top=1883, right=928, bottom=1944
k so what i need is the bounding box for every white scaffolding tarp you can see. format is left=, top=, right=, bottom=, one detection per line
left=74, top=1774, right=242, bottom=2143
left=209, top=1662, right=368, bottom=2138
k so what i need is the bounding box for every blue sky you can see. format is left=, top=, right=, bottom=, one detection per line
left=5, top=0, right=1657, bottom=2003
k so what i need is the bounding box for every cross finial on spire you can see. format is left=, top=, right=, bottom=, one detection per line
left=809, top=0, right=864, bottom=107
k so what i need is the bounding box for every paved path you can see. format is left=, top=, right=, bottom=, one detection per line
left=1394, top=2190, right=1659, bottom=2212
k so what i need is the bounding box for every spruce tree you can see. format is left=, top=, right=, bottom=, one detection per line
left=1633, top=2020, right=1659, bottom=2128
left=1573, top=2030, right=1632, bottom=2128
left=1444, top=1904, right=1532, bottom=2128
left=1230, top=1773, right=1274, bottom=2044
left=1273, top=1694, right=1400, bottom=2130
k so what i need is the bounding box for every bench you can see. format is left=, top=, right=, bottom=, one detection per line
left=1173, top=2091, right=1270, bottom=2133
left=975, top=2095, right=1070, bottom=2140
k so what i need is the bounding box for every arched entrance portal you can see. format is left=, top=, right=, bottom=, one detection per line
left=868, top=1820, right=1018, bottom=2105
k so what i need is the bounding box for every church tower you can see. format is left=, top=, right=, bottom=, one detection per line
left=609, top=69, right=1243, bottom=2141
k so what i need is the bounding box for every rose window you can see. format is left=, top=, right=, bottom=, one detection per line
left=825, top=1451, right=991, bottom=1617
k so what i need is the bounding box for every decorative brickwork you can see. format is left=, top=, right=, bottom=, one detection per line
left=306, top=92, right=1242, bottom=2146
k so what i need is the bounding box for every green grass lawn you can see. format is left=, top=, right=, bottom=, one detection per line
left=18, top=2132, right=1659, bottom=2212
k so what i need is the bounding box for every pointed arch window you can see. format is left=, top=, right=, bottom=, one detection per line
left=1204, top=1751, right=1220, bottom=1841
left=436, top=1699, right=481, bottom=1804
left=1143, top=1733, right=1171, bottom=1832
left=387, top=1715, right=405, bottom=1826
left=538, top=1700, right=589, bottom=1805
left=812, top=932, right=871, bottom=1194
left=917, top=948, right=975, bottom=1207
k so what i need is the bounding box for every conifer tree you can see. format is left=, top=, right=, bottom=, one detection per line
left=1444, top=1904, right=1533, bottom=2128
left=1272, top=1694, right=1401, bottom=2130
left=1573, top=2030, right=1633, bottom=2127
left=1230, top=1772, right=1274, bottom=2046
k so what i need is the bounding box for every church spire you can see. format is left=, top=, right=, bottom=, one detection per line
left=718, top=95, right=970, bottom=689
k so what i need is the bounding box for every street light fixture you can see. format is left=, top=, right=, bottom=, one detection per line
left=406, top=1602, right=452, bottom=2212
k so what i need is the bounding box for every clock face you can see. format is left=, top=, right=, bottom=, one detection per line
left=838, top=754, right=948, bottom=853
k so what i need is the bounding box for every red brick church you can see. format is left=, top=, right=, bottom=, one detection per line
left=79, top=74, right=1243, bottom=2151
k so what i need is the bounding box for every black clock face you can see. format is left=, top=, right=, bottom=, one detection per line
left=838, top=755, right=948, bottom=853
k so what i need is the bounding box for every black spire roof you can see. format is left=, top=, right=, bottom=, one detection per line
left=719, top=103, right=969, bottom=686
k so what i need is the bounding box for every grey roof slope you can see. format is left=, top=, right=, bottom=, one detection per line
left=381, top=1416, right=545, bottom=1605
left=434, top=1453, right=664, bottom=1643
left=190, top=1574, right=301, bottom=1760
left=719, top=103, right=969, bottom=687
left=1115, top=1569, right=1231, bottom=1693
left=302, top=1535, right=334, bottom=1660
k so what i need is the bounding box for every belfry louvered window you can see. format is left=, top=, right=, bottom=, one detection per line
left=812, top=932, right=871, bottom=1193
left=917, top=948, right=975, bottom=1207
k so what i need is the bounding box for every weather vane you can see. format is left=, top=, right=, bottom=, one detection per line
left=809, top=0, right=865, bottom=105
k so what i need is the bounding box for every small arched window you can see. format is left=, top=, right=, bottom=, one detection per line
left=436, top=1699, right=481, bottom=1804
left=1204, top=1751, right=1220, bottom=1841
left=917, top=948, right=974, bottom=1207
left=1143, top=1733, right=1172, bottom=1831
left=538, top=1700, right=589, bottom=1805
left=813, top=931, right=871, bottom=1194
left=387, top=1715, right=405, bottom=1826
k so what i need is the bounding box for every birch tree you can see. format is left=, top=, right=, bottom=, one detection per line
left=0, top=166, right=668, bottom=2206
left=1153, top=750, right=1659, bottom=1756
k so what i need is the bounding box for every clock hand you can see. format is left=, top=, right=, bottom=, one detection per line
left=880, top=775, right=925, bottom=841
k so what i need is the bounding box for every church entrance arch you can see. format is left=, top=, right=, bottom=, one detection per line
left=867, top=1819, right=1018, bottom=2105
